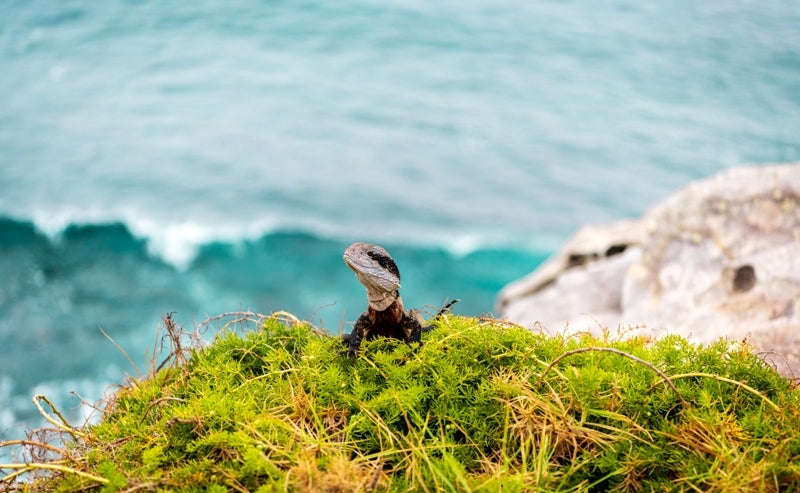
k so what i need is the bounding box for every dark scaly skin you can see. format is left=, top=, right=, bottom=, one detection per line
left=341, top=297, right=427, bottom=356
left=341, top=242, right=457, bottom=357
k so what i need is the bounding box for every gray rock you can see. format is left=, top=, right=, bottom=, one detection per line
left=496, top=163, right=800, bottom=377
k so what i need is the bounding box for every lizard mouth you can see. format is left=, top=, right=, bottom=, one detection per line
left=343, top=242, right=369, bottom=271
left=342, top=253, right=361, bottom=273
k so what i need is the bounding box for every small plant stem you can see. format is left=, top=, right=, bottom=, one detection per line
left=0, top=463, right=108, bottom=485
left=140, top=396, right=187, bottom=424
left=535, top=347, right=687, bottom=407
left=32, top=394, right=87, bottom=439
left=655, top=372, right=780, bottom=412
left=0, top=439, right=69, bottom=457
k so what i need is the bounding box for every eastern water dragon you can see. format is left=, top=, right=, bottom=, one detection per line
left=341, top=241, right=457, bottom=356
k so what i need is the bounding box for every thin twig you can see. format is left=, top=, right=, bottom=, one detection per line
left=654, top=372, right=779, bottom=412
left=32, top=394, right=87, bottom=439
left=70, top=390, right=106, bottom=414
left=196, top=311, right=270, bottom=331
left=120, top=482, right=159, bottom=493
left=0, top=463, right=108, bottom=485
left=157, top=312, right=186, bottom=372
left=535, top=347, right=687, bottom=407
left=270, top=310, right=301, bottom=325
left=0, top=440, right=70, bottom=458
left=140, top=397, right=187, bottom=424
left=310, top=302, right=337, bottom=328
left=366, top=458, right=384, bottom=492
left=477, top=317, right=529, bottom=331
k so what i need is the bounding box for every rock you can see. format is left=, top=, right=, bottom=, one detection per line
left=496, top=163, right=800, bottom=377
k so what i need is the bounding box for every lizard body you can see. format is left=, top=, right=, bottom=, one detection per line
left=342, top=242, right=455, bottom=356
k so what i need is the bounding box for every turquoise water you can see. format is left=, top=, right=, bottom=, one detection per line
left=2, top=0, right=800, bottom=448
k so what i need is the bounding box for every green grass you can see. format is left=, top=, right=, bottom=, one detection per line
left=3, top=314, right=800, bottom=492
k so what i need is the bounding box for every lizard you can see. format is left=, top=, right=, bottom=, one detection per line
left=341, top=241, right=458, bottom=357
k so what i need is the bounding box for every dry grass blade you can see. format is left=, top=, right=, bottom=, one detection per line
left=99, top=324, right=141, bottom=378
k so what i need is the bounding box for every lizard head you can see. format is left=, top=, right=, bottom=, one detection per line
left=344, top=242, right=401, bottom=311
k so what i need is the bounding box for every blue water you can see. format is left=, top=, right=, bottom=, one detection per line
left=2, top=0, right=800, bottom=452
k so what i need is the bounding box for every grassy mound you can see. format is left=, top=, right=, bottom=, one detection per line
left=3, top=314, right=800, bottom=492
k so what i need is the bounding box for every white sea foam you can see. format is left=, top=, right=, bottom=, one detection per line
left=16, top=207, right=550, bottom=271
left=129, top=218, right=248, bottom=270
left=26, top=207, right=286, bottom=270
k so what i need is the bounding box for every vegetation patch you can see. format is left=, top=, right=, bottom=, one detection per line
left=3, top=313, right=800, bottom=492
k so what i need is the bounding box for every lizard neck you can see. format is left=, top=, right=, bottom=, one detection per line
left=368, top=293, right=405, bottom=324
left=366, top=288, right=401, bottom=311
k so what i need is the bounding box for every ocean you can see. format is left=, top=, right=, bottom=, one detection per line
left=2, top=0, right=799, bottom=453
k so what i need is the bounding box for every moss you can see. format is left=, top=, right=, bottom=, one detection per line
left=4, top=315, right=800, bottom=492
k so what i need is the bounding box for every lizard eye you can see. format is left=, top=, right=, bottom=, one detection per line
left=367, top=249, right=401, bottom=280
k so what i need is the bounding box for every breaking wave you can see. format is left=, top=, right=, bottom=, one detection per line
left=0, top=214, right=548, bottom=453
